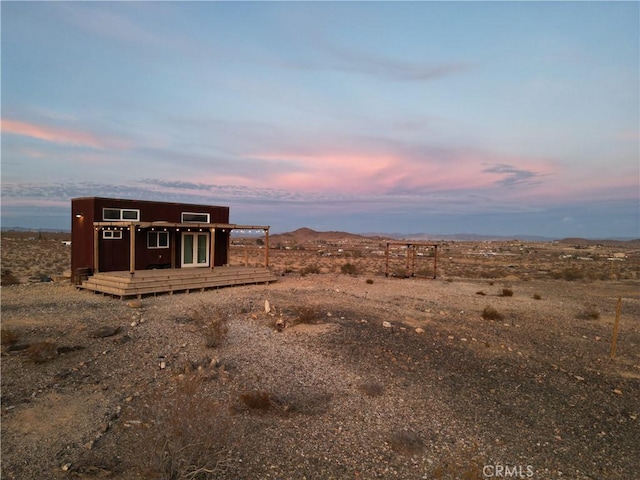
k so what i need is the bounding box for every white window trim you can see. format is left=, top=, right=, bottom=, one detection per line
left=181, top=212, right=210, bottom=223
left=147, top=231, right=170, bottom=249
left=102, top=230, right=123, bottom=240
left=103, top=208, right=140, bottom=221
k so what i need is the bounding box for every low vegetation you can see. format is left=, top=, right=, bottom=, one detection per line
left=189, top=303, right=230, bottom=348
left=481, top=306, right=504, bottom=321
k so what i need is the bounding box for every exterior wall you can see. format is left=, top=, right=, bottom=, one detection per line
left=71, top=197, right=231, bottom=281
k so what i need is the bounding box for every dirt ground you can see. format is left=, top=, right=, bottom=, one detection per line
left=1, top=232, right=639, bottom=479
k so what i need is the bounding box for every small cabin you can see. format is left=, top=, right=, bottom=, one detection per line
left=71, top=197, right=272, bottom=289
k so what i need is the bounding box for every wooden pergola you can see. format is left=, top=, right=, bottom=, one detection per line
left=384, top=241, right=438, bottom=279
left=92, top=221, right=270, bottom=274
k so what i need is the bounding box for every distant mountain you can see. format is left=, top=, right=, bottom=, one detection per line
left=557, top=237, right=640, bottom=248
left=270, top=227, right=384, bottom=243
left=1, top=226, right=70, bottom=233
left=365, top=232, right=556, bottom=242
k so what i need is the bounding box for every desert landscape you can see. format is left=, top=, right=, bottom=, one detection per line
left=1, top=228, right=639, bottom=479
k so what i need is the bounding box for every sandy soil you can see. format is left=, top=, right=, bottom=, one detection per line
left=2, top=268, right=639, bottom=479
left=2, top=231, right=639, bottom=478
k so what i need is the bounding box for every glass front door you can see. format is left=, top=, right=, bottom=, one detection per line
left=182, top=232, right=209, bottom=267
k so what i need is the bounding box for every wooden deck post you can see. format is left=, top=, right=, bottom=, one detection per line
left=129, top=224, right=136, bottom=274
left=385, top=242, right=390, bottom=276
left=93, top=227, right=100, bottom=273
left=264, top=228, right=270, bottom=267
left=170, top=230, right=176, bottom=268
left=210, top=228, right=216, bottom=270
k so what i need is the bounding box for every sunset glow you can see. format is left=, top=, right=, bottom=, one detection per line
left=1, top=2, right=638, bottom=238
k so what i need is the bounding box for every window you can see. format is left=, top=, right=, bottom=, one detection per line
left=102, top=230, right=123, bottom=240
left=148, top=231, right=169, bottom=249
left=103, top=208, right=140, bottom=221
left=181, top=212, right=210, bottom=223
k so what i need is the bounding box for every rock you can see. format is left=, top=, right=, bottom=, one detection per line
left=127, top=299, right=142, bottom=309
left=382, top=321, right=392, bottom=328
left=613, top=389, right=623, bottom=395
left=89, top=326, right=121, bottom=338
left=415, top=328, right=425, bottom=334
left=265, top=300, right=271, bottom=313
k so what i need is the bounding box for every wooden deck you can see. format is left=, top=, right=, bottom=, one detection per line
left=79, top=266, right=278, bottom=298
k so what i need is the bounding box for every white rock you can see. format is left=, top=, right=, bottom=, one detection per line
left=265, top=300, right=271, bottom=313
left=382, top=321, right=392, bottom=328
left=415, top=328, right=425, bottom=334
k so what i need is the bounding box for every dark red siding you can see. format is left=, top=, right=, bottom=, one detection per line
left=71, top=197, right=231, bottom=282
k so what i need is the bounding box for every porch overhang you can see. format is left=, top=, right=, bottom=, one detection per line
left=92, top=222, right=271, bottom=274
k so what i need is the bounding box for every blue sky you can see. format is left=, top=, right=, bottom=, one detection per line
left=2, top=1, right=638, bottom=238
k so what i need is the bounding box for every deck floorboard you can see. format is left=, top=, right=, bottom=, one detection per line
left=79, top=266, right=277, bottom=298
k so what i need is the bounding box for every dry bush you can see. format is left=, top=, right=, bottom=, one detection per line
left=1, top=269, right=20, bottom=286
left=358, top=382, right=384, bottom=397
left=365, top=278, right=374, bottom=285
left=239, top=390, right=272, bottom=411
left=132, top=384, right=231, bottom=479
left=475, top=291, right=486, bottom=296
left=550, top=267, right=584, bottom=281
left=1, top=329, right=19, bottom=347
left=481, top=306, right=503, bottom=321
left=577, top=305, right=600, bottom=320
left=300, top=264, right=321, bottom=275
left=500, top=288, right=514, bottom=297
left=27, top=341, right=58, bottom=363
left=533, top=293, right=542, bottom=300
left=189, top=303, right=229, bottom=348
left=340, top=262, right=358, bottom=275
left=294, top=305, right=321, bottom=325
left=387, top=429, right=424, bottom=456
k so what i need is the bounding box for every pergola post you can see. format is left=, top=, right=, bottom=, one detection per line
left=129, top=224, right=136, bottom=274
left=264, top=228, right=270, bottom=267
left=93, top=227, right=100, bottom=273
left=210, top=228, right=216, bottom=270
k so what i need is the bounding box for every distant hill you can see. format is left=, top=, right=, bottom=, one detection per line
left=1, top=226, right=70, bottom=233
left=557, top=237, right=640, bottom=248
left=270, top=227, right=386, bottom=244
left=377, top=232, right=556, bottom=242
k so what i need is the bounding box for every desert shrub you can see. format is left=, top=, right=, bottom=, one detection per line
left=533, top=293, right=542, bottom=300
left=500, top=288, right=514, bottom=297
left=1, top=329, right=19, bottom=347
left=239, top=390, right=272, bottom=411
left=475, top=291, right=486, bottom=296
left=295, top=306, right=321, bottom=325
left=27, top=341, right=58, bottom=363
left=340, top=262, right=358, bottom=275
left=1, top=269, right=20, bottom=286
left=132, top=384, right=230, bottom=478
left=300, top=264, right=321, bottom=275
left=577, top=305, right=600, bottom=320
left=387, top=429, right=424, bottom=456
left=550, top=268, right=584, bottom=281
left=358, top=382, right=384, bottom=397
left=365, top=278, right=374, bottom=285
left=189, top=303, right=229, bottom=348
left=481, top=306, right=503, bottom=321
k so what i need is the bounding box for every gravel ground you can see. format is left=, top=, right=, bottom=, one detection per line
left=1, top=274, right=639, bottom=479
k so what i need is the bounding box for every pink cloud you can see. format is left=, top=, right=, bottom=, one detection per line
left=251, top=150, right=554, bottom=196
left=1, top=119, right=128, bottom=149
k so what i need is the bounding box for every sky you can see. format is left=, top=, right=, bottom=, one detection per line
left=1, top=1, right=639, bottom=239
